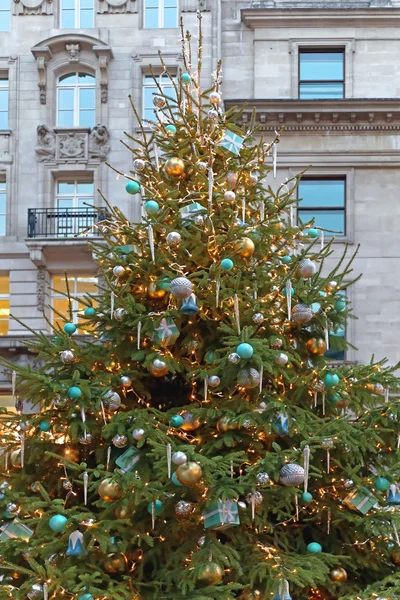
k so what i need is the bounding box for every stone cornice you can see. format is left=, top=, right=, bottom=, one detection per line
left=241, top=8, right=400, bottom=28
left=223, top=98, right=400, bottom=133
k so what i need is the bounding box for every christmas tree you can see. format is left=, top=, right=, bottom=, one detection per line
left=1, top=18, right=400, bottom=600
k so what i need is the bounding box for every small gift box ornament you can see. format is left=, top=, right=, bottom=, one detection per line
left=344, top=486, right=378, bottom=515
left=65, top=530, right=86, bottom=556
left=387, top=484, right=400, bottom=505
left=151, top=317, right=180, bottom=347
left=179, top=202, right=207, bottom=226
left=180, top=294, right=199, bottom=315
left=0, top=518, right=33, bottom=542
left=217, top=128, right=244, bottom=156
left=272, top=412, right=289, bottom=437
left=203, top=499, right=240, bottom=530
left=115, top=447, right=141, bottom=474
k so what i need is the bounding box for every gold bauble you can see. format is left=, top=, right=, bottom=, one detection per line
left=147, top=282, right=167, bottom=299
left=306, top=337, right=327, bottom=356
left=180, top=412, right=200, bottom=431
left=217, top=417, right=238, bottom=433
left=147, top=358, right=169, bottom=377
left=176, top=461, right=203, bottom=486
left=197, top=561, right=223, bottom=586
left=10, top=450, right=22, bottom=468
left=329, top=567, right=348, bottom=582
left=114, top=504, right=130, bottom=519
left=165, top=157, right=185, bottom=177
left=392, top=550, right=400, bottom=565
left=98, top=478, right=122, bottom=502
left=234, top=237, right=255, bottom=258
left=103, top=552, right=127, bottom=574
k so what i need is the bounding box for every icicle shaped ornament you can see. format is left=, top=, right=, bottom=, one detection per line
left=208, top=168, right=214, bottom=212
left=286, top=279, right=292, bottom=321
left=167, top=443, right=172, bottom=479
left=148, top=225, right=155, bottom=263
left=83, top=471, right=88, bottom=506
left=137, top=321, right=142, bottom=350
left=233, top=294, right=241, bottom=334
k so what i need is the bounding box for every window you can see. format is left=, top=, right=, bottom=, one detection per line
left=0, top=178, right=6, bottom=236
left=144, top=0, right=178, bottom=28
left=325, top=290, right=347, bottom=362
left=0, top=275, right=9, bottom=335
left=0, top=0, right=10, bottom=31
left=143, top=74, right=176, bottom=121
left=299, top=49, right=344, bottom=99
left=298, top=177, right=345, bottom=236
left=52, top=274, right=98, bottom=334
left=61, top=0, right=94, bottom=28
left=0, top=78, right=8, bottom=129
left=57, top=73, right=95, bottom=128
left=55, top=180, right=94, bottom=237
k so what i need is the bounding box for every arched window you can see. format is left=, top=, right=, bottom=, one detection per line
left=57, top=72, right=95, bottom=127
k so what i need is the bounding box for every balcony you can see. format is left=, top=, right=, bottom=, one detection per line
left=27, top=208, right=105, bottom=239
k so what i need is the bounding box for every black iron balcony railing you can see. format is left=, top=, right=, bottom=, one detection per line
left=27, top=208, right=106, bottom=239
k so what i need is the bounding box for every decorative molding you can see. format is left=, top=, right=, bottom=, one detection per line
left=35, top=125, right=110, bottom=162
left=31, top=46, right=52, bottom=105
left=35, top=124, right=55, bottom=161
left=131, top=51, right=184, bottom=65
left=94, top=49, right=110, bottom=103
left=58, top=131, right=86, bottom=160
left=88, top=124, right=110, bottom=159
left=180, top=0, right=211, bottom=10
left=37, top=267, right=46, bottom=312
left=66, top=43, right=80, bottom=62
left=97, top=0, right=137, bottom=13
left=13, top=0, right=53, bottom=16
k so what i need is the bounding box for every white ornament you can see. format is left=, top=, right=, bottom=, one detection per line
left=297, top=259, right=316, bottom=278
left=209, top=91, right=222, bottom=105
left=275, top=352, right=288, bottom=365
left=132, top=428, right=145, bottom=440
left=133, top=158, right=146, bottom=172
left=120, top=375, right=132, bottom=388
left=208, top=375, right=220, bottom=388
left=291, top=304, right=313, bottom=324
left=60, top=350, right=75, bottom=365
left=113, top=265, right=125, bottom=278
left=170, top=277, right=193, bottom=299
left=224, top=190, right=236, bottom=202
left=166, top=232, right=181, bottom=247
left=279, top=463, right=305, bottom=487
left=237, top=368, right=260, bottom=389
left=172, top=451, right=187, bottom=465
left=114, top=308, right=126, bottom=321
left=228, top=352, right=241, bottom=364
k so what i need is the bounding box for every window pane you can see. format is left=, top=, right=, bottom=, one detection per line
left=0, top=215, right=6, bottom=236
left=0, top=192, right=5, bottom=211
left=79, top=87, right=95, bottom=109
left=145, top=7, right=158, bottom=27
left=76, top=276, right=98, bottom=294
left=53, top=276, right=76, bottom=295
left=58, top=198, right=74, bottom=210
left=61, top=9, right=75, bottom=28
left=77, top=183, right=94, bottom=194
left=298, top=209, right=345, bottom=236
left=0, top=89, right=8, bottom=111
left=146, top=0, right=158, bottom=6
left=62, top=0, right=75, bottom=8
left=80, top=0, right=93, bottom=8
left=58, top=88, right=74, bottom=110
left=0, top=276, right=9, bottom=294
left=0, top=78, right=8, bottom=86
left=79, top=109, right=95, bottom=128
left=58, top=110, right=74, bottom=127
left=53, top=298, right=70, bottom=321
left=80, top=8, right=94, bottom=27
left=59, top=73, right=77, bottom=85
left=165, top=0, right=177, bottom=6
left=299, top=82, right=344, bottom=100
left=298, top=180, right=345, bottom=208
left=58, top=182, right=75, bottom=194
left=79, top=73, right=95, bottom=84
left=300, top=52, right=344, bottom=81
left=0, top=112, right=7, bottom=130
left=164, top=6, right=177, bottom=27
left=0, top=9, right=10, bottom=32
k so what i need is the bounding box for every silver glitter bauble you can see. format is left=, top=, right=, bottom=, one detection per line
left=312, top=380, right=325, bottom=392
left=120, top=375, right=132, bottom=388
left=132, top=428, right=145, bottom=440
left=60, top=350, right=75, bottom=365
left=297, top=259, right=316, bottom=278
left=197, top=161, right=208, bottom=173
left=374, top=383, right=385, bottom=395
left=114, top=308, right=126, bottom=322
left=321, top=437, right=334, bottom=449
left=30, top=481, right=41, bottom=492
left=344, top=479, right=354, bottom=489
left=228, top=352, right=240, bottom=364
left=224, top=190, right=236, bottom=202
left=198, top=535, right=206, bottom=546
left=208, top=109, right=219, bottom=121
left=209, top=91, right=222, bottom=105
left=238, top=501, right=247, bottom=509
left=256, top=472, right=270, bottom=485
left=208, top=375, right=220, bottom=388
left=246, top=491, right=263, bottom=505
left=275, top=352, right=288, bottom=365
left=279, top=463, right=305, bottom=487
left=133, top=158, right=146, bottom=172
left=252, top=312, right=264, bottom=325
left=113, top=265, right=125, bottom=278
left=103, top=390, right=122, bottom=411
left=153, top=94, right=166, bottom=108
left=175, top=500, right=193, bottom=517
left=79, top=433, right=93, bottom=445
left=291, top=304, right=313, bottom=324
left=148, top=358, right=169, bottom=377
left=113, top=434, right=128, bottom=448
left=237, top=368, right=260, bottom=389
left=27, top=584, right=43, bottom=599
left=170, top=277, right=193, bottom=299
left=326, top=280, right=338, bottom=291
left=6, top=502, right=18, bottom=513
left=270, top=337, right=283, bottom=349
left=166, top=231, right=181, bottom=247
left=63, top=480, right=73, bottom=491
left=194, top=214, right=205, bottom=226
left=172, top=451, right=187, bottom=465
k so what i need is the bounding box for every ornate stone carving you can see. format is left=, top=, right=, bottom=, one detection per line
left=13, top=0, right=53, bottom=16
left=58, top=132, right=86, bottom=159
left=180, top=0, right=210, bottom=9
left=37, top=267, right=46, bottom=312
left=96, top=52, right=109, bottom=104
left=35, top=125, right=56, bottom=161
left=66, top=43, right=80, bottom=62
left=89, top=124, right=110, bottom=159
left=97, top=0, right=137, bottom=14
left=31, top=46, right=52, bottom=105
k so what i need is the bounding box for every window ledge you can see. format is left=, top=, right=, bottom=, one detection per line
left=53, top=126, right=91, bottom=134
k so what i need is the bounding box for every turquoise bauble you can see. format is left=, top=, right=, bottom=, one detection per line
left=68, top=386, right=82, bottom=399
left=328, top=393, right=340, bottom=403
left=205, top=350, right=216, bottom=364
left=283, top=286, right=294, bottom=297
left=126, top=181, right=140, bottom=194
left=158, top=277, right=170, bottom=291
left=324, top=373, right=339, bottom=387
left=3, top=509, right=15, bottom=518
left=318, top=291, right=327, bottom=297
left=181, top=73, right=191, bottom=84
left=335, top=299, right=347, bottom=312
left=301, top=492, right=313, bottom=504
left=307, top=542, right=322, bottom=553
left=39, top=420, right=51, bottom=432
left=236, top=343, right=254, bottom=359
left=172, top=472, right=183, bottom=487
left=165, top=124, right=177, bottom=135
left=221, top=258, right=234, bottom=271
left=375, top=477, right=390, bottom=492
left=307, top=228, right=320, bottom=238
left=144, top=200, right=159, bottom=214
left=64, top=322, right=76, bottom=335
left=49, top=514, right=68, bottom=533
left=84, top=307, right=96, bottom=317
left=78, top=594, right=93, bottom=600
left=170, top=415, right=184, bottom=428
left=147, top=500, right=163, bottom=515
left=281, top=255, right=292, bottom=264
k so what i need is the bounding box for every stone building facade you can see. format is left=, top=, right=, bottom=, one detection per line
left=0, top=0, right=399, bottom=404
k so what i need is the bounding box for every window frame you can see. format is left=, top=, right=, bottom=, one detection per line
left=51, top=274, right=98, bottom=334
left=297, top=175, right=347, bottom=237
left=144, top=0, right=178, bottom=29
left=0, top=76, right=8, bottom=130
left=60, top=0, right=94, bottom=29
left=56, top=72, right=96, bottom=128
left=142, top=73, right=177, bottom=121
left=0, top=274, right=10, bottom=336
left=298, top=47, right=345, bottom=100
left=0, top=176, right=6, bottom=236
left=0, top=0, right=10, bottom=32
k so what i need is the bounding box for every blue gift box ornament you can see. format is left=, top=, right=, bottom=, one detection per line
left=217, top=128, right=244, bottom=156
left=387, top=484, right=400, bottom=505
left=274, top=580, right=292, bottom=600
left=66, top=530, right=86, bottom=556
left=180, top=294, right=199, bottom=315
left=272, top=412, right=289, bottom=437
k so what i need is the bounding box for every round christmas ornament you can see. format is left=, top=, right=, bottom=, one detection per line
left=170, top=276, right=193, bottom=299
left=281, top=255, right=292, bottom=264
left=126, top=181, right=140, bottom=195
left=180, top=411, right=200, bottom=431
left=165, top=124, right=177, bottom=135
left=391, top=550, right=400, bottom=565
left=176, top=461, right=202, bottom=486
left=301, top=492, right=313, bottom=503
left=60, top=350, right=75, bottom=365
left=103, top=390, right=122, bottom=411
left=78, top=594, right=94, bottom=600
left=114, top=504, right=130, bottom=519
left=329, top=567, right=348, bottom=582
left=5, top=502, right=18, bottom=514
left=172, top=451, right=187, bottom=465
left=144, top=200, right=159, bottom=214
left=153, top=94, right=166, bottom=108
left=275, top=352, right=288, bottom=365
left=64, top=322, right=76, bottom=335
left=297, top=259, right=316, bottom=278
left=236, top=343, right=254, bottom=359
left=166, top=231, right=181, bottom=247
left=306, top=338, right=327, bottom=356
left=114, top=307, right=126, bottom=321
left=148, top=359, right=169, bottom=377
left=208, top=375, right=220, bottom=388
left=374, top=383, right=385, bottom=395
left=79, top=433, right=93, bottom=445
left=49, top=514, right=68, bottom=533
left=282, top=286, right=294, bottom=297
left=238, top=590, right=264, bottom=600
left=120, top=375, right=132, bottom=388
left=234, top=237, right=255, bottom=258
left=328, top=393, right=341, bottom=404
left=112, top=434, right=128, bottom=448
left=375, top=477, right=390, bottom=492
left=132, top=428, right=145, bottom=441
left=324, top=373, right=340, bottom=387
left=246, top=491, right=263, bottom=505
left=175, top=500, right=193, bottom=517
left=228, top=352, right=241, bottom=364
left=271, top=337, right=283, bottom=349
left=221, top=258, right=234, bottom=271
left=98, top=478, right=122, bottom=502
left=217, top=416, right=238, bottom=433
left=326, top=280, right=338, bottom=292
left=113, top=265, right=125, bottom=278
left=30, top=481, right=41, bottom=492
left=224, top=190, right=236, bottom=202
left=84, top=307, right=95, bottom=318
left=256, top=472, right=270, bottom=485
left=147, top=499, right=163, bottom=515
left=209, top=91, right=222, bottom=105
left=197, top=161, right=208, bottom=173
left=181, top=72, right=191, bottom=84
left=103, top=552, right=127, bottom=574
left=343, top=479, right=354, bottom=489
left=279, top=463, right=305, bottom=487
left=63, top=480, right=73, bottom=491
left=237, top=368, right=261, bottom=389
left=68, top=385, right=82, bottom=399
left=252, top=312, right=264, bottom=324
left=307, top=542, right=322, bottom=553
left=172, top=472, right=184, bottom=486
left=147, top=281, right=167, bottom=299
left=170, top=414, right=184, bottom=428
left=197, top=561, right=223, bottom=585
left=291, top=304, right=313, bottom=324
left=335, top=298, right=346, bottom=312
left=133, top=158, right=146, bottom=172
left=208, top=109, right=219, bottom=121
left=165, top=157, right=185, bottom=177
left=307, top=228, right=320, bottom=238
left=39, top=419, right=51, bottom=432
